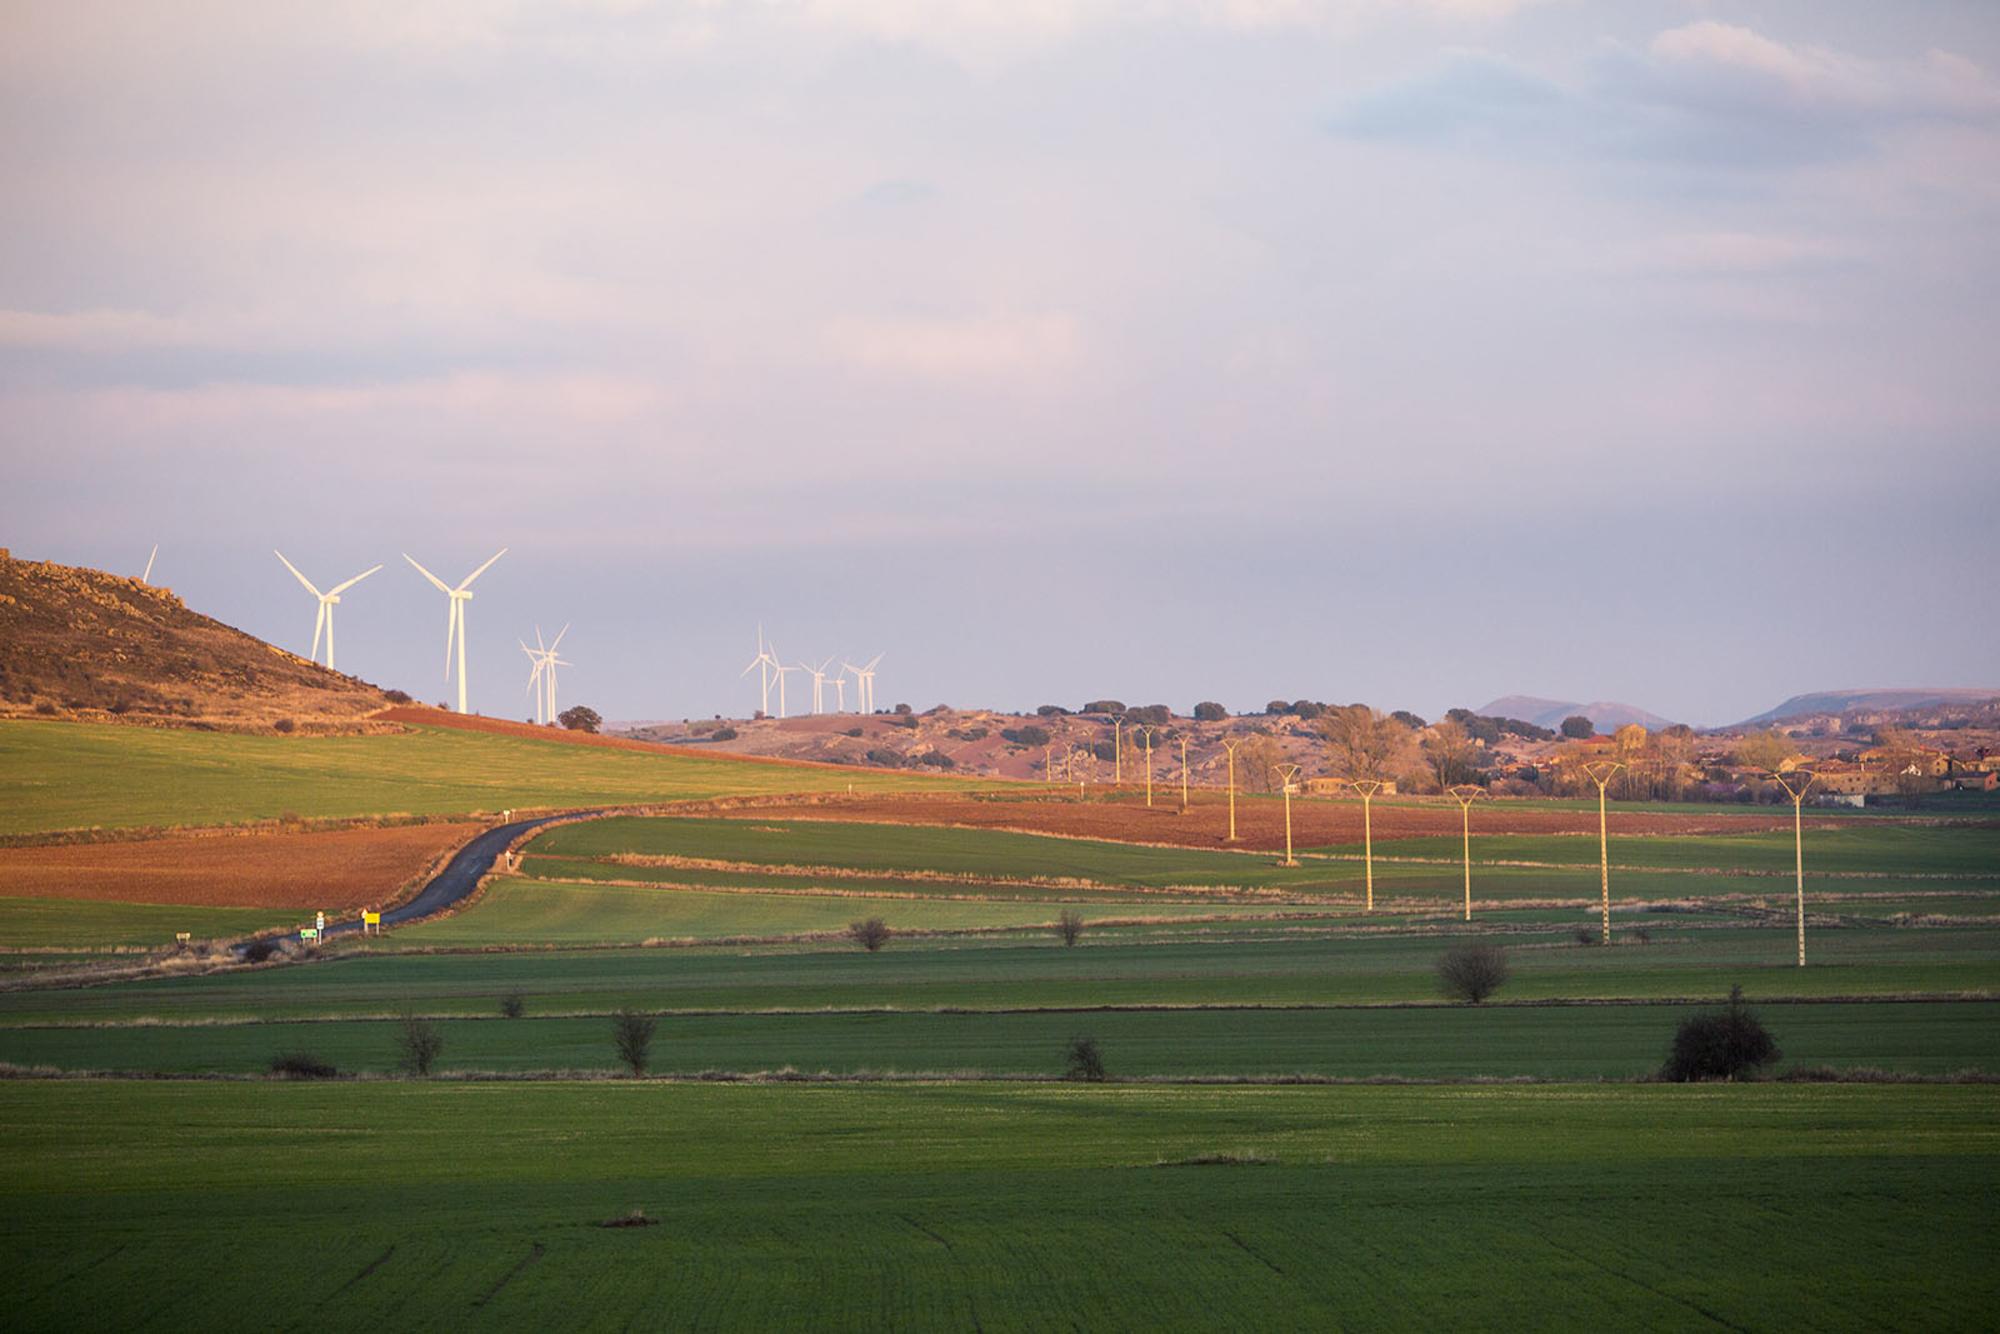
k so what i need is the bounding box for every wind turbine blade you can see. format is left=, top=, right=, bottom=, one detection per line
left=404, top=554, right=453, bottom=594
left=311, top=601, right=327, bottom=663
left=866, top=653, right=884, bottom=671
left=456, top=547, right=508, bottom=591
left=444, top=601, right=458, bottom=679
left=549, top=623, right=569, bottom=652
left=742, top=657, right=764, bottom=677
left=327, top=564, right=383, bottom=596
left=142, top=545, right=157, bottom=583
left=274, top=550, right=323, bottom=599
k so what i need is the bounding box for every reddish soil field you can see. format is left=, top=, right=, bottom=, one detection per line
left=0, top=822, right=481, bottom=909
left=727, top=791, right=1846, bottom=853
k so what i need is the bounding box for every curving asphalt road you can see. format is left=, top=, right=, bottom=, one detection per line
left=321, top=811, right=594, bottom=938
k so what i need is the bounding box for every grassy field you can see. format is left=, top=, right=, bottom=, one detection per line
left=3, top=1081, right=1994, bottom=1330
left=0, top=721, right=970, bottom=835
left=4, top=927, right=1995, bottom=1028
left=1359, top=826, right=2000, bottom=877
left=4, top=1000, right=1994, bottom=1079
left=0, top=897, right=301, bottom=950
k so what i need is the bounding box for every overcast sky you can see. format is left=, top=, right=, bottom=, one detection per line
left=3, top=1, right=1995, bottom=726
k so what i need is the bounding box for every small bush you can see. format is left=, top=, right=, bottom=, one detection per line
left=240, top=938, right=281, bottom=964
left=1437, top=943, right=1510, bottom=1004
left=710, top=726, right=739, bottom=741
left=1662, top=986, right=1781, bottom=1082
left=398, top=1010, right=444, bottom=1076
left=848, top=918, right=892, bottom=952
left=1064, top=1036, right=1107, bottom=1083
left=1192, top=701, right=1228, bottom=721
left=1001, top=725, right=1051, bottom=747
left=1573, top=925, right=1597, bottom=946
left=843, top=727, right=864, bottom=738
left=383, top=688, right=413, bottom=704
left=273, top=717, right=296, bottom=734
left=500, top=991, right=526, bottom=1019
left=269, top=1051, right=337, bottom=1079
left=1633, top=927, right=1652, bottom=945
left=33, top=700, right=56, bottom=715
left=613, top=1008, right=657, bottom=1075
left=1055, top=910, right=1084, bottom=947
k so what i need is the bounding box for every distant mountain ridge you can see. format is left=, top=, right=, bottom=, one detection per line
left=1735, top=688, right=2000, bottom=728
left=1476, top=695, right=1679, bottom=732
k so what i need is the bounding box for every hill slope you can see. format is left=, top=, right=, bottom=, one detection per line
left=0, top=548, right=387, bottom=729
left=1736, top=688, right=2000, bottom=727
left=1476, top=695, right=1678, bottom=731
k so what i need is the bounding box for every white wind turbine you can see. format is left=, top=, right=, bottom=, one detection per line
left=274, top=551, right=383, bottom=672
left=740, top=625, right=779, bottom=717
left=520, top=625, right=569, bottom=725
left=832, top=674, right=848, bottom=713
left=770, top=652, right=800, bottom=719
left=803, top=658, right=835, bottom=714
left=404, top=549, right=507, bottom=714
left=844, top=653, right=884, bottom=714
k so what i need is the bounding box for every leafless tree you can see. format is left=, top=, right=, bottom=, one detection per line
left=1422, top=719, right=1477, bottom=792
left=1234, top=733, right=1284, bottom=794
left=1317, top=705, right=1413, bottom=781
left=848, top=917, right=892, bottom=952
left=613, top=1008, right=657, bottom=1075
left=1055, top=910, right=1084, bottom=947
left=398, top=1009, right=444, bottom=1076
left=1436, top=943, right=1509, bottom=1004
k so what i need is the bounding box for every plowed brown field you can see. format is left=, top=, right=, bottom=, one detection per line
left=0, top=822, right=481, bottom=909
left=724, top=791, right=1840, bottom=852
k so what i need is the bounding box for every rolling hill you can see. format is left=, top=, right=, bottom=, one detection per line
left=1476, top=695, right=1678, bottom=732
left=0, top=548, right=389, bottom=729
left=1734, top=688, right=2000, bottom=728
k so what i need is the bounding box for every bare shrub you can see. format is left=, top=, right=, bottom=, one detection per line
left=848, top=918, right=892, bottom=952
left=613, top=1008, right=657, bottom=1075
left=1436, top=943, right=1510, bottom=1004
left=269, top=1051, right=337, bottom=1079
left=272, top=717, right=296, bottom=734
left=1573, top=925, right=1596, bottom=946
left=398, top=1010, right=444, bottom=1076
left=1633, top=927, right=1652, bottom=945
left=1064, top=1036, right=1107, bottom=1083
left=500, top=991, right=526, bottom=1020
left=1662, top=985, right=1780, bottom=1082
left=1055, top=911, right=1084, bottom=947
left=240, top=938, right=281, bottom=964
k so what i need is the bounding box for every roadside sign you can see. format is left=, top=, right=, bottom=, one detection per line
left=316, top=911, right=326, bottom=932
left=300, top=927, right=319, bottom=942
left=363, top=911, right=381, bottom=926
left=175, top=932, right=191, bottom=945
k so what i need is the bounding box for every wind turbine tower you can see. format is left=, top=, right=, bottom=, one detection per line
left=404, top=549, right=507, bottom=713
left=274, top=551, right=383, bottom=672
left=804, top=658, right=835, bottom=714
left=770, top=653, right=799, bottom=719
left=740, top=626, right=778, bottom=717
left=520, top=624, right=570, bottom=725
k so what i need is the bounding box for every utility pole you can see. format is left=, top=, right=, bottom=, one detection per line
left=1448, top=784, right=1486, bottom=922
left=1136, top=725, right=1155, bottom=807
left=1222, top=738, right=1245, bottom=843
left=1348, top=779, right=1385, bottom=912
left=1770, top=769, right=1817, bottom=966
left=1275, top=764, right=1302, bottom=867
left=1179, top=735, right=1190, bottom=813
left=1580, top=761, right=1626, bottom=945
left=1113, top=718, right=1123, bottom=785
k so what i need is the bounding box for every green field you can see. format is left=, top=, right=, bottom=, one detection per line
left=6, top=752, right=1998, bottom=1329
left=3, top=1081, right=1994, bottom=1330
left=0, top=721, right=969, bottom=835
left=0, top=897, right=296, bottom=950
left=4, top=1000, right=1994, bottom=1080
left=5, top=927, right=1996, bottom=1028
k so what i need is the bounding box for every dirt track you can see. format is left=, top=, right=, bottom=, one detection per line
left=0, top=822, right=481, bottom=909
left=721, top=792, right=1843, bottom=853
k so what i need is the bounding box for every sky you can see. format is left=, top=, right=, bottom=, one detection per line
left=2, top=0, right=1996, bottom=728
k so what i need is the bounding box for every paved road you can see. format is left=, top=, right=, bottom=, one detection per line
left=322, top=811, right=593, bottom=938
